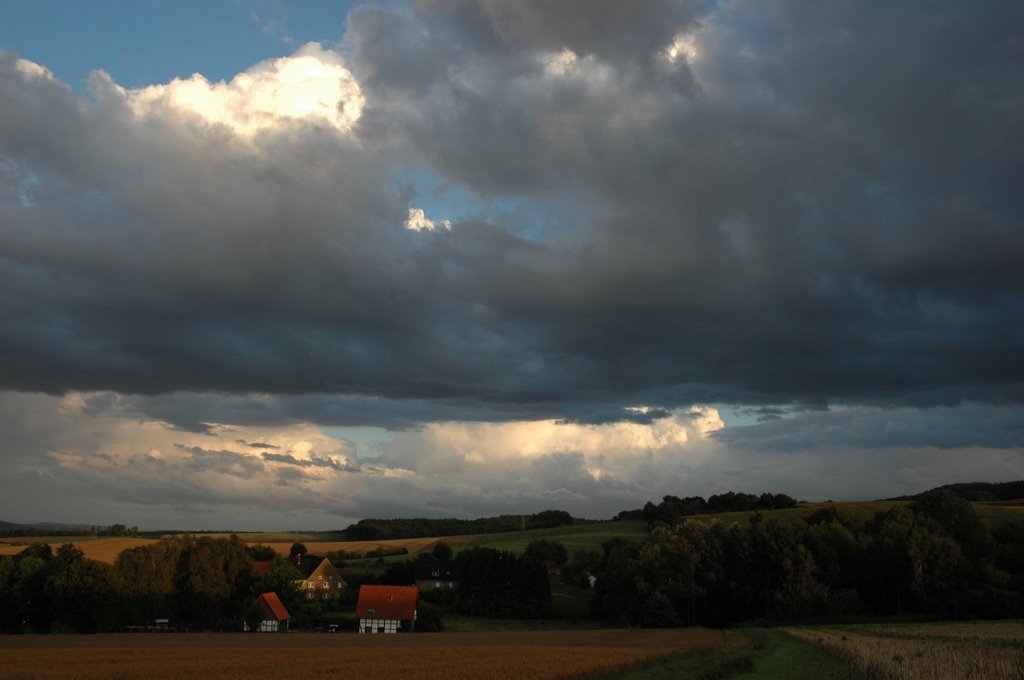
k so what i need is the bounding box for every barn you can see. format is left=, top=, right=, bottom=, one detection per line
left=243, top=591, right=291, bottom=632
left=356, top=585, right=418, bottom=634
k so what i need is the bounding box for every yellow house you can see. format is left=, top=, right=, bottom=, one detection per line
left=294, top=555, right=347, bottom=601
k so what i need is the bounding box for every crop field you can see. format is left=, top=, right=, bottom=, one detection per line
left=258, top=534, right=479, bottom=558
left=0, top=628, right=723, bottom=680
left=785, top=620, right=1024, bottom=680
left=0, top=537, right=157, bottom=562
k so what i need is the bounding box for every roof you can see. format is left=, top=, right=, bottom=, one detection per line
left=252, top=561, right=271, bottom=577
left=296, top=554, right=327, bottom=579
left=250, top=591, right=290, bottom=621
left=414, top=559, right=461, bottom=581
left=356, top=585, right=418, bottom=621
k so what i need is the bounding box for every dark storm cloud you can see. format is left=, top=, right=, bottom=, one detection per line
left=237, top=440, right=279, bottom=449
left=713, top=404, right=1024, bottom=452
left=1, top=1, right=1022, bottom=425
left=415, top=0, right=705, bottom=61
left=174, top=445, right=265, bottom=479
left=261, top=451, right=359, bottom=472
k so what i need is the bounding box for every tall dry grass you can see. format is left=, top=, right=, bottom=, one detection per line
left=786, top=623, right=1024, bottom=680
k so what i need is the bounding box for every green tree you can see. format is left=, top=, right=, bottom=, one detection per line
left=455, top=547, right=550, bottom=618
left=529, top=510, right=574, bottom=529
left=591, top=538, right=643, bottom=624
left=0, top=558, right=17, bottom=631
left=13, top=556, right=51, bottom=632
left=639, top=591, right=676, bottom=627
left=46, top=549, right=118, bottom=632
left=564, top=548, right=601, bottom=588
left=865, top=505, right=962, bottom=613
left=115, top=539, right=182, bottom=624
left=19, top=543, right=53, bottom=561
left=524, top=539, right=568, bottom=566
left=247, top=544, right=277, bottom=561
left=415, top=600, right=444, bottom=632
left=260, top=555, right=303, bottom=613
left=431, top=541, right=454, bottom=561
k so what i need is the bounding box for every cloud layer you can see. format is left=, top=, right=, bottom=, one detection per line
left=1, top=2, right=1022, bottom=526
left=3, top=2, right=1022, bottom=413
left=1, top=390, right=1021, bottom=529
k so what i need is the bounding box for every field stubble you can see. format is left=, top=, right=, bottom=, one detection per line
left=0, top=628, right=723, bottom=680
left=785, top=621, right=1024, bottom=680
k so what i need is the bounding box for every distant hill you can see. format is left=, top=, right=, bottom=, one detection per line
left=892, top=480, right=1024, bottom=502
left=0, top=520, right=95, bottom=536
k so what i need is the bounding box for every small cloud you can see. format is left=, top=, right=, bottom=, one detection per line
left=662, top=32, right=700, bottom=65
left=236, top=439, right=280, bottom=449
left=405, top=207, right=451, bottom=232
left=262, top=451, right=359, bottom=472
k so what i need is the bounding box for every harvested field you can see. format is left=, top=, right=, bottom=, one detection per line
left=0, top=535, right=466, bottom=563
left=0, top=538, right=157, bottom=563
left=0, top=629, right=723, bottom=680
left=258, top=535, right=477, bottom=557
left=786, top=620, right=1024, bottom=680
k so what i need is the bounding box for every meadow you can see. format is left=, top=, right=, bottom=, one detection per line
left=0, top=628, right=723, bottom=680
left=785, top=620, right=1024, bottom=680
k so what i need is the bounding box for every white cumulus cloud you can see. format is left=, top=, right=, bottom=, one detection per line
left=113, top=42, right=364, bottom=138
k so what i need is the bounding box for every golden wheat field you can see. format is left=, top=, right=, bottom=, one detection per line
left=0, top=538, right=158, bottom=562
left=0, top=628, right=722, bottom=680
left=258, top=535, right=476, bottom=558
left=0, top=536, right=461, bottom=563
left=786, top=620, right=1024, bottom=680
left=0, top=535, right=470, bottom=563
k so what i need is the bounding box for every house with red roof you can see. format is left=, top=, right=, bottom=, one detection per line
left=243, top=591, right=291, bottom=632
left=356, top=585, right=418, bottom=634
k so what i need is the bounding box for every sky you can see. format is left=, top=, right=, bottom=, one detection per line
left=0, top=1, right=1021, bottom=531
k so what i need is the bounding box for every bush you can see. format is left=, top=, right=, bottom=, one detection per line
left=639, top=591, right=676, bottom=628
left=416, top=601, right=444, bottom=632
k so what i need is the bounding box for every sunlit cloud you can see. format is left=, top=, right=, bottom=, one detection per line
left=405, top=207, right=451, bottom=232
left=662, top=32, right=700, bottom=65
left=107, top=42, right=364, bottom=138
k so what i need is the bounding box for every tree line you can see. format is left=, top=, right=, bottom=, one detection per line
left=591, top=491, right=1024, bottom=627
left=343, top=509, right=577, bottom=540
left=0, top=536, right=260, bottom=633
left=613, top=492, right=799, bottom=523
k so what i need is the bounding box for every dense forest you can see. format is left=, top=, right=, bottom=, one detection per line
left=0, top=536, right=259, bottom=633
left=592, top=490, right=1024, bottom=627
left=892, top=480, right=1024, bottom=502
